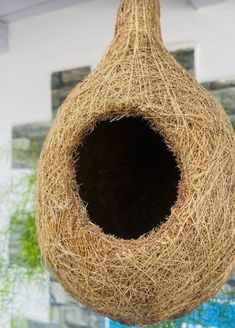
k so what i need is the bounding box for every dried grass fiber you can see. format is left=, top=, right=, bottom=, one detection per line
left=36, top=0, right=235, bottom=326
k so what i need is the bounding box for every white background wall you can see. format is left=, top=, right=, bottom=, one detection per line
left=0, top=0, right=235, bottom=323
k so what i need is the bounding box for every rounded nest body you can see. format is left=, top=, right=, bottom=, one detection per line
left=36, top=0, right=235, bottom=326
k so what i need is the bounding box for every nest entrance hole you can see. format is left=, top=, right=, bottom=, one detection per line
left=75, top=117, right=180, bottom=239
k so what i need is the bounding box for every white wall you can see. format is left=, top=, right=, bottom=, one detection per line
left=0, top=0, right=235, bottom=323
left=162, top=0, right=235, bottom=81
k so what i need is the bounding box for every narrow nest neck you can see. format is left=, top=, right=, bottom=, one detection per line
left=75, top=117, right=180, bottom=239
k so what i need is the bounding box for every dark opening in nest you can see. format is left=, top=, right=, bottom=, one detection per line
left=75, top=117, right=180, bottom=239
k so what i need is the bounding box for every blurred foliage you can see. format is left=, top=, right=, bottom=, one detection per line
left=12, top=140, right=42, bottom=169
left=10, top=317, right=29, bottom=328
left=0, top=173, right=43, bottom=318
left=9, top=174, right=42, bottom=277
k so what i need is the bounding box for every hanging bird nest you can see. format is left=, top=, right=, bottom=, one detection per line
left=36, top=0, right=235, bottom=326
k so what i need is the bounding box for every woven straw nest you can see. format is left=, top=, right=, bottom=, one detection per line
left=36, top=0, right=235, bottom=326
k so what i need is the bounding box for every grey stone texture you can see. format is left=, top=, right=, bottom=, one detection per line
left=50, top=276, right=103, bottom=328
left=12, top=122, right=50, bottom=169
left=52, top=66, right=91, bottom=116
left=202, top=80, right=235, bottom=116
left=171, top=48, right=195, bottom=76
left=61, top=67, right=91, bottom=85
left=12, top=319, right=62, bottom=328
left=227, top=269, right=235, bottom=287
left=26, top=322, right=61, bottom=328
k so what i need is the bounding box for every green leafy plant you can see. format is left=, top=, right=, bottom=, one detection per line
left=0, top=173, right=43, bottom=318
left=10, top=317, right=29, bottom=328
left=9, top=174, right=42, bottom=277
